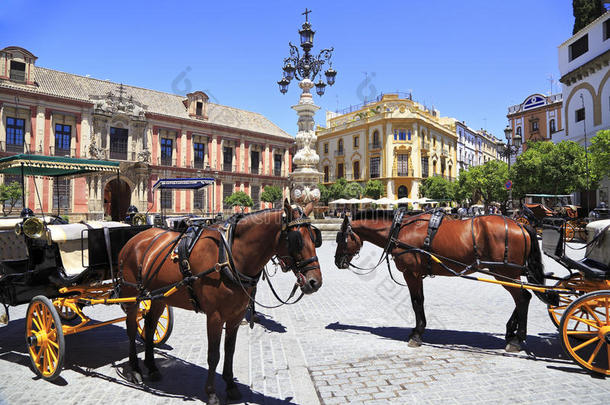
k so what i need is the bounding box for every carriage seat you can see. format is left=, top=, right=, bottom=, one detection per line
left=585, top=219, right=610, bottom=272
left=0, top=218, right=28, bottom=261
left=46, top=221, right=129, bottom=276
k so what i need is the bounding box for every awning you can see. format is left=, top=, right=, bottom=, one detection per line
left=0, top=154, right=119, bottom=177
left=153, top=177, right=215, bottom=190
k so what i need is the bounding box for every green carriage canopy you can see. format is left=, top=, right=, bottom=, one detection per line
left=0, top=154, right=119, bottom=177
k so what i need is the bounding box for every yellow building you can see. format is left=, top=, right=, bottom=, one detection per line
left=316, top=94, right=457, bottom=199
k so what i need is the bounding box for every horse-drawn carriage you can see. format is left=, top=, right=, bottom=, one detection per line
left=0, top=154, right=173, bottom=381
left=334, top=208, right=610, bottom=375
left=515, top=194, right=585, bottom=242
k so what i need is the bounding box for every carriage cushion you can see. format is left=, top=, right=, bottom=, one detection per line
left=0, top=230, right=28, bottom=261
left=47, top=221, right=130, bottom=276
left=0, top=217, right=24, bottom=230
left=585, top=219, right=610, bottom=269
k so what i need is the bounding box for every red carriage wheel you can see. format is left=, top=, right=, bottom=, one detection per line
left=26, top=296, right=65, bottom=381
left=564, top=222, right=576, bottom=242
left=560, top=290, right=610, bottom=375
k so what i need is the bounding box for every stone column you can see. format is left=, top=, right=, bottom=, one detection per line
left=289, top=79, right=322, bottom=207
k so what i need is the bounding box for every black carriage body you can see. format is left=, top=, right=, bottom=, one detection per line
left=0, top=224, right=151, bottom=306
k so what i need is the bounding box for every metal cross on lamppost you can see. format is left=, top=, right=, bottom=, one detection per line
left=277, top=9, right=337, bottom=208
left=501, top=125, right=522, bottom=216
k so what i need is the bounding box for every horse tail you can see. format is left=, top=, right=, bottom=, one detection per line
left=524, top=224, right=558, bottom=306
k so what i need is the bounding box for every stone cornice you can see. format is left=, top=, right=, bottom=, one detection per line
left=560, top=48, right=610, bottom=86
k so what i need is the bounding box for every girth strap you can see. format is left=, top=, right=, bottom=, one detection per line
left=175, top=226, right=206, bottom=313
left=471, top=216, right=479, bottom=262
left=423, top=209, right=444, bottom=275
left=503, top=216, right=509, bottom=264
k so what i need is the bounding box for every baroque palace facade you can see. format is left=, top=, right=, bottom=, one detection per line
left=316, top=93, right=457, bottom=200
left=0, top=46, right=294, bottom=220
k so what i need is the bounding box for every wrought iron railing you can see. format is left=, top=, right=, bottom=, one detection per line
left=334, top=149, right=344, bottom=156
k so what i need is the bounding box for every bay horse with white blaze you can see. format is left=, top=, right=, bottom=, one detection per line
left=334, top=210, right=557, bottom=352
left=118, top=200, right=322, bottom=405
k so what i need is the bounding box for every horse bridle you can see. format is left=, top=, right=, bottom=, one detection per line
left=334, top=218, right=362, bottom=267
left=276, top=209, right=321, bottom=287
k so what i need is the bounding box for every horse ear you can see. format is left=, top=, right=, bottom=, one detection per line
left=341, top=215, right=349, bottom=232
left=303, top=201, right=314, bottom=217
left=283, top=198, right=293, bottom=221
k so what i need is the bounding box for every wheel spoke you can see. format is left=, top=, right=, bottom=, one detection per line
left=587, top=340, right=604, bottom=365
left=572, top=336, right=600, bottom=352
left=583, top=304, right=602, bottom=326
left=47, top=339, right=59, bottom=349
left=156, top=323, right=167, bottom=333
left=570, top=315, right=600, bottom=330
left=31, top=315, right=42, bottom=332
left=567, top=330, right=597, bottom=336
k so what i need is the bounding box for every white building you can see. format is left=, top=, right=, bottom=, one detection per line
left=456, top=121, right=505, bottom=172
left=558, top=12, right=610, bottom=205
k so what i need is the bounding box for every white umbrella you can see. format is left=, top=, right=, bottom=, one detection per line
left=397, top=197, right=415, bottom=204
left=329, top=198, right=349, bottom=205
left=375, top=197, right=396, bottom=205
left=359, top=197, right=375, bottom=204
left=346, top=198, right=360, bottom=204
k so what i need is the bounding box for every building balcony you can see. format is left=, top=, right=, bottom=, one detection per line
left=0, top=141, right=25, bottom=154
left=250, top=166, right=261, bottom=174
left=274, top=168, right=283, bottom=177
left=369, top=143, right=382, bottom=150
left=334, top=149, right=345, bottom=157
left=421, top=141, right=430, bottom=151
left=392, top=169, right=414, bottom=177
left=50, top=146, right=77, bottom=157
left=157, top=156, right=177, bottom=166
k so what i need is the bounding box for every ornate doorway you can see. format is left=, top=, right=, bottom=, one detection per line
left=397, top=185, right=408, bottom=199
left=104, top=179, right=131, bottom=221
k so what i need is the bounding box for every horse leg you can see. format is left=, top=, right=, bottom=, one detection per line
left=502, top=285, right=532, bottom=352
left=125, top=302, right=143, bottom=384
left=205, top=313, right=223, bottom=405
left=222, top=317, right=243, bottom=401
left=404, top=271, right=426, bottom=347
left=143, top=301, right=164, bottom=381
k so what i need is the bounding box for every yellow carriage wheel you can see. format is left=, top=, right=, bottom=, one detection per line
left=564, top=222, right=576, bottom=243
left=548, top=276, right=610, bottom=329
left=136, top=302, right=174, bottom=346
left=26, top=296, right=65, bottom=381
left=560, top=290, right=610, bottom=376
left=516, top=216, right=530, bottom=226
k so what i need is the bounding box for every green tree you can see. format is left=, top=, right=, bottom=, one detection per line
left=261, top=185, right=283, bottom=207
left=452, top=169, right=471, bottom=205
left=363, top=179, right=385, bottom=199
left=464, top=160, right=509, bottom=208
left=419, top=176, right=453, bottom=200
left=224, top=191, right=253, bottom=212
left=590, top=129, right=610, bottom=181
left=318, top=183, right=331, bottom=205
left=512, top=141, right=588, bottom=200
left=573, top=0, right=606, bottom=34
left=329, top=177, right=348, bottom=200
left=344, top=182, right=364, bottom=199
left=0, top=181, right=23, bottom=216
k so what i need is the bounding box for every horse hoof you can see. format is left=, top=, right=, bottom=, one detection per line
left=148, top=370, right=162, bottom=381
left=408, top=337, right=422, bottom=347
left=505, top=339, right=521, bottom=352
left=207, top=393, right=220, bottom=405
left=227, top=385, right=242, bottom=401
left=129, top=370, right=143, bottom=384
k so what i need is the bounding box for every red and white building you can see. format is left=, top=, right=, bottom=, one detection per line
left=0, top=46, right=294, bottom=220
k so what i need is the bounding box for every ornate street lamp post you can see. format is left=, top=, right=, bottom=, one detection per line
left=500, top=125, right=522, bottom=216
left=278, top=9, right=336, bottom=208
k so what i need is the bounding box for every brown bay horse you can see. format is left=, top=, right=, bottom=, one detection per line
left=118, top=200, right=322, bottom=405
left=334, top=210, right=557, bottom=352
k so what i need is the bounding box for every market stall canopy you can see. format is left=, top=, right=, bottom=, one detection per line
left=375, top=197, right=395, bottom=205
left=329, top=198, right=350, bottom=205
left=153, top=178, right=215, bottom=191
left=0, top=154, right=119, bottom=177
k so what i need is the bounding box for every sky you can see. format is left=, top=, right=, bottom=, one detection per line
left=0, top=0, right=578, bottom=141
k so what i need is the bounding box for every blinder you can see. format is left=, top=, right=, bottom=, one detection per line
left=311, top=226, right=322, bottom=248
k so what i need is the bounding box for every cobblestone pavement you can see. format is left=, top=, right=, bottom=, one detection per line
left=1, top=239, right=609, bottom=404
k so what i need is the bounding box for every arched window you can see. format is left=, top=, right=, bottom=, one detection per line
left=549, top=119, right=556, bottom=133
left=516, top=127, right=522, bottom=136
left=397, top=185, right=408, bottom=199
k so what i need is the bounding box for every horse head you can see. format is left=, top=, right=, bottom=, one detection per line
left=334, top=215, right=362, bottom=269
left=276, top=199, right=322, bottom=294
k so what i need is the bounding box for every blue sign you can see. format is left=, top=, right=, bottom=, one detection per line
left=505, top=180, right=512, bottom=190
